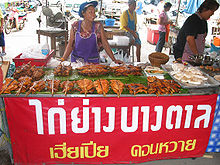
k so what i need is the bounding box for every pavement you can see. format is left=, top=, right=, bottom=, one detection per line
left=0, top=6, right=220, bottom=165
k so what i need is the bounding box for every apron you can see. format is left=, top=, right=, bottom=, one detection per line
left=71, top=20, right=99, bottom=63
left=182, top=13, right=206, bottom=62
left=126, top=10, right=141, bottom=45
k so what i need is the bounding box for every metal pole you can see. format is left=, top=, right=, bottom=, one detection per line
left=175, top=0, right=182, bottom=26
left=99, top=0, right=103, bottom=18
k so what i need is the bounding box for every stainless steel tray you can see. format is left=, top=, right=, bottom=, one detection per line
left=162, top=64, right=220, bottom=89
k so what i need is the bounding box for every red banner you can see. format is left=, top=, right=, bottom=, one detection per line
left=4, top=94, right=217, bottom=164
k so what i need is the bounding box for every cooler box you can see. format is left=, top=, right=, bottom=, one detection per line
left=13, top=50, right=54, bottom=67
left=147, top=26, right=159, bottom=45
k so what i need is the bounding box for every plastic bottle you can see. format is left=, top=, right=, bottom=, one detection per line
left=41, top=42, right=50, bottom=55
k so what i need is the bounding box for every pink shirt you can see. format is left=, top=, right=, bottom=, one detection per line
left=158, top=11, right=168, bottom=32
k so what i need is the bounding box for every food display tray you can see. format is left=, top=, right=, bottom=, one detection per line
left=162, top=64, right=220, bottom=89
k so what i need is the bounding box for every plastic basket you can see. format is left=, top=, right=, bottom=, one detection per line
left=105, top=19, right=115, bottom=26
left=13, top=50, right=54, bottom=67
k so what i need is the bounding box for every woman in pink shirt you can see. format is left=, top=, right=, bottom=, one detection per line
left=155, top=2, right=172, bottom=52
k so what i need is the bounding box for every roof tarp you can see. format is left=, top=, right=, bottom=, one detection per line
left=183, top=0, right=204, bottom=14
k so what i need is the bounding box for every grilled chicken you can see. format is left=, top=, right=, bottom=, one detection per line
left=110, top=80, right=124, bottom=97
left=93, top=79, right=109, bottom=96
left=46, top=79, right=61, bottom=96
left=76, top=79, right=94, bottom=96
left=60, top=80, right=75, bottom=96
left=0, top=78, right=19, bottom=94
left=16, top=76, right=33, bottom=96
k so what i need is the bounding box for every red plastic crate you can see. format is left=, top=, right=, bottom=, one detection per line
left=13, top=50, right=54, bottom=67
left=147, top=27, right=159, bottom=45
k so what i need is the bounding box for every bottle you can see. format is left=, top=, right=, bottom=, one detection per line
left=41, top=42, right=49, bottom=55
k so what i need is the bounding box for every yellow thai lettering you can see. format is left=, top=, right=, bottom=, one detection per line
left=141, top=145, right=150, bottom=156
left=49, top=147, right=54, bottom=159
left=67, top=147, right=79, bottom=159
left=97, top=146, right=109, bottom=158
left=159, top=142, right=169, bottom=154
left=169, top=141, right=178, bottom=153
left=178, top=141, right=185, bottom=152
left=185, top=139, right=196, bottom=151
left=150, top=143, right=159, bottom=155
left=52, top=142, right=67, bottom=159
left=131, top=145, right=142, bottom=157
left=82, top=141, right=97, bottom=158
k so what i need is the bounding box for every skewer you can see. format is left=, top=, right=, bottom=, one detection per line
left=0, top=79, right=15, bottom=94
left=26, top=82, right=37, bottom=97
left=16, top=81, right=24, bottom=96
left=51, top=79, right=54, bottom=96
left=98, top=79, right=106, bottom=97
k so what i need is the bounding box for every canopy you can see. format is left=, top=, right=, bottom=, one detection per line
left=183, top=0, right=204, bottom=14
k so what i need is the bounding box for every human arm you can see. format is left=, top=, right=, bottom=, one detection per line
left=0, top=18, right=3, bottom=33
left=61, top=26, right=75, bottom=61
left=0, top=9, right=3, bottom=33
left=99, top=23, right=123, bottom=64
left=186, top=35, right=199, bottom=55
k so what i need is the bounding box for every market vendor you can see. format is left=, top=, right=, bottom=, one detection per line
left=60, top=1, right=123, bottom=64
left=173, top=0, right=219, bottom=62
left=120, top=0, right=141, bottom=62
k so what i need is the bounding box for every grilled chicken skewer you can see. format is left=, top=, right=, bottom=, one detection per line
left=60, top=80, right=74, bottom=96
left=16, top=76, right=32, bottom=96
left=94, top=79, right=109, bottom=96
left=110, top=80, right=124, bottom=97
left=25, top=80, right=46, bottom=96
left=47, top=79, right=61, bottom=96
left=0, top=78, right=19, bottom=94
left=76, top=79, right=94, bottom=96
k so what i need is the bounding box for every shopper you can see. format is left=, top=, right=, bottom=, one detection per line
left=173, top=0, right=219, bottom=62
left=0, top=8, right=6, bottom=56
left=136, top=0, right=143, bottom=30
left=61, top=1, right=123, bottom=64
left=155, top=2, right=172, bottom=52
left=120, top=0, right=141, bottom=62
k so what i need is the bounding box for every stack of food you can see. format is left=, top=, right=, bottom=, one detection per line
left=170, top=63, right=208, bottom=85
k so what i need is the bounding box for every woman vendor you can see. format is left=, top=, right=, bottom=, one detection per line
left=173, top=0, right=219, bottom=62
left=61, top=1, right=123, bottom=64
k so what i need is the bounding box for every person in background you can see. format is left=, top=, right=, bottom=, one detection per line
left=136, top=0, right=143, bottom=30
left=0, top=8, right=6, bottom=55
left=61, top=1, right=123, bottom=64
left=155, top=2, right=172, bottom=52
left=120, top=0, right=141, bottom=62
left=173, top=0, right=219, bottom=62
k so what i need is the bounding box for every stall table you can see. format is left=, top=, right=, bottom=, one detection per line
left=0, top=90, right=219, bottom=164
left=36, top=29, right=68, bottom=56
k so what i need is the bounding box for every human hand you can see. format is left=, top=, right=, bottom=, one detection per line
left=59, top=57, right=65, bottom=62
left=114, top=59, right=124, bottom=64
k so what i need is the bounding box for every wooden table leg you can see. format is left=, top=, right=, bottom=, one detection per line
left=51, top=36, right=56, bottom=52
left=38, top=32, right=40, bottom=44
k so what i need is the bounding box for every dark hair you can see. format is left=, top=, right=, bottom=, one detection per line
left=164, top=2, right=172, bottom=9
left=198, top=0, right=219, bottom=12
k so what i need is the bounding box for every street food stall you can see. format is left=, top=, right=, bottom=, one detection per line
left=0, top=48, right=220, bottom=164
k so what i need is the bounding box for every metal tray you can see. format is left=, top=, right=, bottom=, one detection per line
left=162, top=64, right=220, bottom=89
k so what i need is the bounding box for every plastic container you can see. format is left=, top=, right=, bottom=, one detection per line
left=214, top=37, right=220, bottom=46
left=113, top=36, right=130, bottom=46
left=147, top=27, right=159, bottom=45
left=13, top=50, right=54, bottom=67
left=41, top=42, right=50, bottom=55
left=105, top=18, right=115, bottom=26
